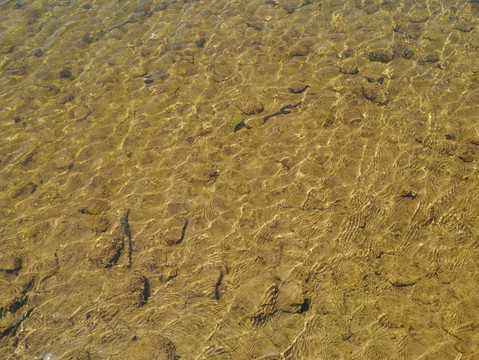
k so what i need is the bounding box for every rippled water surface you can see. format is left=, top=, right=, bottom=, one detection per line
left=1, top=0, right=479, bottom=359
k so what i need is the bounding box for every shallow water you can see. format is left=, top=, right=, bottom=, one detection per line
left=1, top=0, right=479, bottom=359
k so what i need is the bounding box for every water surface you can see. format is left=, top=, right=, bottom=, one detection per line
left=1, top=0, right=479, bottom=359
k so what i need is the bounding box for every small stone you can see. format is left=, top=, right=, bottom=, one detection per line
left=211, top=62, right=234, bottom=82
left=87, top=216, right=109, bottom=233
left=0, top=284, right=27, bottom=316
left=339, top=59, right=359, bottom=74
left=281, top=0, right=302, bottom=13
left=338, top=49, right=355, bottom=59
left=9, top=182, right=37, bottom=199
left=341, top=330, right=353, bottom=341
left=13, top=0, right=26, bottom=9
left=288, top=45, right=310, bottom=57
left=315, top=45, right=328, bottom=56
left=0, top=42, right=14, bottom=54
left=155, top=2, right=167, bottom=11
left=367, top=49, right=394, bottom=63
left=125, top=273, right=150, bottom=307
left=408, top=9, right=429, bottom=23
left=62, top=94, right=75, bottom=104
left=59, top=70, right=73, bottom=79
left=194, top=37, right=206, bottom=48
left=81, top=199, right=109, bottom=215
left=455, top=20, right=473, bottom=32
left=361, top=83, right=388, bottom=105
left=160, top=268, right=178, bottom=282
left=33, top=49, right=43, bottom=57
left=0, top=253, right=22, bottom=272
left=457, top=142, right=479, bottom=162
left=403, top=48, right=414, bottom=58
left=82, top=34, right=98, bottom=44
left=163, top=218, right=188, bottom=246
left=418, top=52, right=439, bottom=64
left=197, top=9, right=212, bottom=19
left=437, top=61, right=451, bottom=70
left=88, top=234, right=123, bottom=268
left=278, top=280, right=307, bottom=313
left=9, top=66, right=28, bottom=76
left=394, top=23, right=421, bottom=39
left=288, top=39, right=314, bottom=57
left=237, top=99, right=264, bottom=115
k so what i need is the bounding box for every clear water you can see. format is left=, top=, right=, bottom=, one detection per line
left=1, top=0, right=479, bottom=359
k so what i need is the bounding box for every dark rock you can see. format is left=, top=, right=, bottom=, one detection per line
left=82, top=4, right=92, bottom=10
left=362, top=83, right=388, bottom=105
left=278, top=280, right=307, bottom=313
left=88, top=234, right=123, bottom=268
left=59, top=70, right=73, bottom=79
left=125, top=273, right=150, bottom=307
left=13, top=0, right=27, bottom=9
left=82, top=34, right=99, bottom=44
left=367, top=49, right=393, bottom=63
left=163, top=218, right=188, bottom=245
left=194, top=37, right=206, bottom=48
left=14, top=116, right=21, bottom=123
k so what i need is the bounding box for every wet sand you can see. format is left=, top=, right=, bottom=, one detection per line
left=1, top=0, right=479, bottom=359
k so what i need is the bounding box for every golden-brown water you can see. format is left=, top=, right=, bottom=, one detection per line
left=1, top=0, right=479, bottom=359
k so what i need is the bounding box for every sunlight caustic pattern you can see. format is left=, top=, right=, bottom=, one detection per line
left=1, top=0, right=479, bottom=359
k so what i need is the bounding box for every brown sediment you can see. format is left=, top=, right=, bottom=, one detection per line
left=1, top=0, right=479, bottom=359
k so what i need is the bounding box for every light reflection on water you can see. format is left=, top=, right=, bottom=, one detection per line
left=1, top=0, right=479, bottom=359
